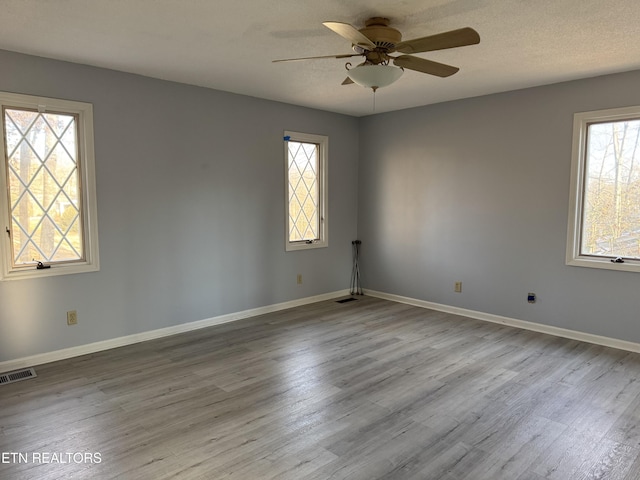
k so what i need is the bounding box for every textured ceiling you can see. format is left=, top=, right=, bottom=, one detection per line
left=1, top=0, right=640, bottom=116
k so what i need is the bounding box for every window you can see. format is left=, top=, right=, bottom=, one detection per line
left=567, top=106, right=640, bottom=272
left=0, top=92, right=99, bottom=280
left=284, top=131, right=328, bottom=251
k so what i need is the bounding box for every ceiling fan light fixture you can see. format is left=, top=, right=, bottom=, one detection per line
left=346, top=64, right=403, bottom=91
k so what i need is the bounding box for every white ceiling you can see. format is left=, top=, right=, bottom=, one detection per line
left=2, top=0, right=640, bottom=117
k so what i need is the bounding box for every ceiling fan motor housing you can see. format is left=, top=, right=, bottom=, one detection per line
left=355, top=17, right=402, bottom=52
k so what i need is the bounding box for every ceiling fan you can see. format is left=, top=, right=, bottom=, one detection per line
left=274, top=17, right=480, bottom=91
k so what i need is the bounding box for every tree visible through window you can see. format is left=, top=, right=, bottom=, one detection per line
left=582, top=119, right=640, bottom=259
left=4, top=107, right=83, bottom=265
left=567, top=106, right=640, bottom=272
left=0, top=92, right=99, bottom=280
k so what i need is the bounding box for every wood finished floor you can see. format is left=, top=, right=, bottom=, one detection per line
left=2, top=296, right=640, bottom=479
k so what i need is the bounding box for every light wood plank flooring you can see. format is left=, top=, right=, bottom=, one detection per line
left=3, top=296, right=640, bottom=479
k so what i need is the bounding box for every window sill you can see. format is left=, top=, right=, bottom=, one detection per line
left=566, top=256, right=640, bottom=273
left=286, top=240, right=328, bottom=252
left=0, top=262, right=100, bottom=281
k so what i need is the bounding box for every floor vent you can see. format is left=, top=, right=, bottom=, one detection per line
left=336, top=297, right=358, bottom=304
left=0, top=368, right=37, bottom=386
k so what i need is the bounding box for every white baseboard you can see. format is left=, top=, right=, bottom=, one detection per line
left=365, top=290, right=640, bottom=354
left=0, top=290, right=351, bottom=372
left=6, top=288, right=637, bottom=373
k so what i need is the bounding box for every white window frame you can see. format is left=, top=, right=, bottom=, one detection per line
left=284, top=131, right=328, bottom=252
left=566, top=105, right=640, bottom=273
left=0, top=92, right=99, bottom=281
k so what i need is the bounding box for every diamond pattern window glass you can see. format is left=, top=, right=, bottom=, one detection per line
left=288, top=141, right=319, bottom=241
left=5, top=108, right=82, bottom=264
left=284, top=131, right=327, bottom=251
left=0, top=92, right=99, bottom=280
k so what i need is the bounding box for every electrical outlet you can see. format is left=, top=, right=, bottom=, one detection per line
left=297, top=274, right=303, bottom=285
left=67, top=310, right=78, bottom=326
left=454, top=281, right=462, bottom=293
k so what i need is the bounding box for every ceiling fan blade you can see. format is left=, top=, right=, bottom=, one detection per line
left=394, top=27, right=480, bottom=54
left=341, top=77, right=354, bottom=85
left=273, top=53, right=361, bottom=63
left=323, top=21, right=376, bottom=50
left=393, top=55, right=459, bottom=77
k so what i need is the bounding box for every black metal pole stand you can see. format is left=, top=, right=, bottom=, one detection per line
left=350, top=240, right=363, bottom=295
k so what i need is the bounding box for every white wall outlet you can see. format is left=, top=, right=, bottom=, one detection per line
left=67, top=310, right=78, bottom=326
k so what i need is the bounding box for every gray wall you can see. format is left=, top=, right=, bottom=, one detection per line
left=3, top=46, right=640, bottom=364
left=0, top=50, right=359, bottom=363
left=358, top=69, right=640, bottom=343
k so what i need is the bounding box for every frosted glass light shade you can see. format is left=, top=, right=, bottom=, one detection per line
left=347, top=64, right=403, bottom=89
